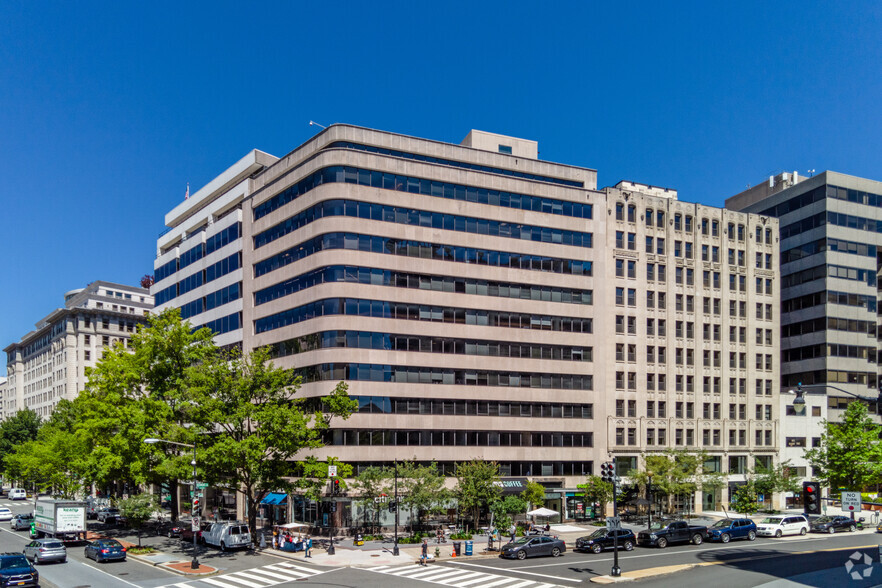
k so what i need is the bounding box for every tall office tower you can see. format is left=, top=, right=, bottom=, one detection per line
left=241, top=125, right=779, bottom=516
left=151, top=150, right=278, bottom=349
left=727, top=172, right=882, bottom=424
left=3, top=281, right=154, bottom=420
left=0, top=376, right=7, bottom=421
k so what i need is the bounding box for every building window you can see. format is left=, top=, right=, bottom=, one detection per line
left=498, top=144, right=512, bottom=154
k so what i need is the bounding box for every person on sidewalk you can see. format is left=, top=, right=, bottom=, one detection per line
left=509, top=524, right=516, bottom=544
left=421, top=538, right=428, bottom=566
left=305, top=535, right=312, bottom=557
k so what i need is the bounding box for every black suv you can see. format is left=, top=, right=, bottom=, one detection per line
left=810, top=515, right=856, bottom=534
left=0, top=553, right=39, bottom=587
left=575, top=528, right=636, bottom=553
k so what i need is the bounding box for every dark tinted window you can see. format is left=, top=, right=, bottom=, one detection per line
left=0, top=555, right=30, bottom=569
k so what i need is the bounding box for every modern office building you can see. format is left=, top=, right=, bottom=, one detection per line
left=0, top=376, right=8, bottom=421
left=3, top=281, right=154, bottom=419
left=151, top=150, right=278, bottom=350
left=726, top=171, right=882, bottom=424
left=151, top=124, right=781, bottom=523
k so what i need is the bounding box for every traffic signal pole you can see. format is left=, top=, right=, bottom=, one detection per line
left=393, top=460, right=399, bottom=556
left=601, top=461, right=621, bottom=577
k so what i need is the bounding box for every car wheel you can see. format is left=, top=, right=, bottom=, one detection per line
left=748, top=530, right=756, bottom=541
left=800, top=527, right=807, bottom=536
left=517, top=550, right=527, bottom=560
left=623, top=541, right=634, bottom=551
left=692, top=534, right=703, bottom=545
left=591, top=544, right=602, bottom=554
left=720, top=533, right=730, bottom=543
left=775, top=530, right=782, bottom=538
left=657, top=537, right=668, bottom=549
left=551, top=547, right=561, bottom=557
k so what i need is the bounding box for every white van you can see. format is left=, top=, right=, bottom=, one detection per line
left=8, top=488, right=26, bottom=500
left=755, top=514, right=809, bottom=537
left=202, top=521, right=252, bottom=551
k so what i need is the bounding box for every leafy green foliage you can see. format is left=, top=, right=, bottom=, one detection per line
left=754, top=459, right=802, bottom=502
left=628, top=450, right=708, bottom=513
left=576, top=476, right=613, bottom=517
left=351, top=466, right=391, bottom=527
left=454, top=459, right=501, bottom=530
left=187, top=345, right=356, bottom=543
left=489, top=494, right=526, bottom=531
left=520, top=481, right=545, bottom=510
left=118, top=493, right=158, bottom=546
left=804, top=401, right=882, bottom=491
left=398, top=461, right=450, bottom=530
left=730, top=482, right=760, bottom=515
left=0, top=409, right=42, bottom=475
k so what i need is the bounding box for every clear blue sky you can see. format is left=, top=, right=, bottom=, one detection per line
left=2, top=1, right=881, bottom=375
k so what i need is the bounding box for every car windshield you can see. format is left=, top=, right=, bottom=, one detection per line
left=43, top=542, right=64, bottom=549
left=814, top=516, right=832, bottom=523
left=587, top=528, right=608, bottom=539
left=648, top=521, right=666, bottom=530
left=0, top=555, right=30, bottom=569
left=710, top=520, right=732, bottom=528
left=760, top=518, right=783, bottom=524
left=513, top=537, right=530, bottom=545
left=99, top=540, right=121, bottom=547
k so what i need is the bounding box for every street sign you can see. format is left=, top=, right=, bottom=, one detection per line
left=842, top=491, right=862, bottom=512
left=196, top=482, right=209, bottom=490
left=606, top=516, right=622, bottom=530
left=192, top=517, right=200, bottom=531
left=328, top=465, right=338, bottom=477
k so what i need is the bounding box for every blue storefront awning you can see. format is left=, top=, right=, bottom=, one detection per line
left=261, top=492, right=288, bottom=505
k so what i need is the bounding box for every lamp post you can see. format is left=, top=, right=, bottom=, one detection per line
left=646, top=474, right=653, bottom=531
left=145, top=438, right=199, bottom=569
left=789, top=382, right=882, bottom=415
left=393, top=460, right=400, bottom=556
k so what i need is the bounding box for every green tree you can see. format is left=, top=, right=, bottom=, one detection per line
left=454, top=460, right=501, bottom=530
left=754, top=459, right=802, bottom=506
left=398, top=461, right=449, bottom=531
left=351, top=466, right=391, bottom=528
left=520, top=481, right=545, bottom=511
left=576, top=475, right=613, bottom=518
left=730, top=481, right=760, bottom=515
left=489, top=494, right=526, bottom=532
left=82, top=309, right=216, bottom=520
left=629, top=450, right=706, bottom=514
left=804, top=401, right=882, bottom=491
left=118, top=493, right=159, bottom=547
left=187, top=346, right=356, bottom=544
left=0, top=409, right=42, bottom=478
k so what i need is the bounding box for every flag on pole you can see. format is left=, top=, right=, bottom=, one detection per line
left=185, top=183, right=190, bottom=200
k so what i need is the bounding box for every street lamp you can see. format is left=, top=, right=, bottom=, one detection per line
left=144, top=438, right=200, bottom=569
left=788, top=382, right=882, bottom=415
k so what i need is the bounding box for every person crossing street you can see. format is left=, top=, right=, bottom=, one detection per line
left=421, top=538, right=428, bottom=566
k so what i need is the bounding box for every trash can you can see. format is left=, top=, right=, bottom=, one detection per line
left=452, top=541, right=461, bottom=556
left=465, top=540, right=473, bottom=556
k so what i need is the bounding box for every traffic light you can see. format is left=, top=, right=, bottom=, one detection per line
left=193, top=497, right=200, bottom=511
left=388, top=501, right=397, bottom=513
left=600, top=461, right=615, bottom=483
left=332, top=478, right=340, bottom=496
left=803, top=481, right=821, bottom=515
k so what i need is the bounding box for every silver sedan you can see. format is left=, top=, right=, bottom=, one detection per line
left=23, top=538, right=67, bottom=564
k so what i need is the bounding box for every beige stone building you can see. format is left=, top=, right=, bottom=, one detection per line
left=151, top=124, right=781, bottom=522
left=3, top=281, right=154, bottom=419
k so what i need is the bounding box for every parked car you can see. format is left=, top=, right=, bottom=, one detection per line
left=167, top=525, right=184, bottom=538
left=501, top=536, right=566, bottom=560
left=23, top=539, right=67, bottom=564
left=574, top=528, right=635, bottom=553
left=180, top=521, right=212, bottom=543
left=0, top=553, right=39, bottom=587
left=85, top=498, right=110, bottom=520
left=706, top=518, right=757, bottom=543
left=11, top=513, right=34, bottom=531
left=96, top=508, right=121, bottom=524
left=756, top=514, right=809, bottom=537
left=7, top=489, right=27, bottom=500
left=636, top=520, right=708, bottom=548
left=202, top=521, right=253, bottom=551
left=810, top=515, right=856, bottom=534
left=0, top=508, right=13, bottom=522
left=84, top=539, right=127, bottom=563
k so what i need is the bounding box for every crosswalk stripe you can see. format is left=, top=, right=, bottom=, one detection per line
left=453, top=575, right=497, bottom=587
left=474, top=578, right=517, bottom=588
left=200, top=579, right=250, bottom=588
left=267, top=562, right=320, bottom=575
left=203, top=576, right=267, bottom=588
left=388, top=566, right=448, bottom=576
left=505, top=582, right=537, bottom=588
left=228, top=571, right=282, bottom=584
left=397, top=568, right=461, bottom=580
left=437, top=572, right=485, bottom=585
left=244, top=568, right=303, bottom=582
left=411, top=569, right=476, bottom=582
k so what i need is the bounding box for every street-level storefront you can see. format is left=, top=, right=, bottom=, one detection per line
left=565, top=491, right=596, bottom=521
left=259, top=492, right=289, bottom=527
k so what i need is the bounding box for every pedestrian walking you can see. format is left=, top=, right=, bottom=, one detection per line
left=509, top=524, right=516, bottom=544
left=305, top=535, right=312, bottom=557
left=421, top=538, right=428, bottom=566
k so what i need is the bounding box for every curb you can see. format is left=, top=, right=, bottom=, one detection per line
left=127, top=552, right=219, bottom=576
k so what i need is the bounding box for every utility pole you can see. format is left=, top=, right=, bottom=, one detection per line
left=393, top=460, right=400, bottom=556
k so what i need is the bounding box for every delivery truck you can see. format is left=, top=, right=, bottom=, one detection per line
left=34, top=498, right=88, bottom=541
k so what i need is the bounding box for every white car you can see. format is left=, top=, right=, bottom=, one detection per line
left=8, top=488, right=26, bottom=500
left=0, top=508, right=13, bottom=522
left=755, top=514, right=809, bottom=537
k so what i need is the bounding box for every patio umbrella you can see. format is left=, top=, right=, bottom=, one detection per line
left=526, top=507, right=559, bottom=517
left=628, top=498, right=651, bottom=506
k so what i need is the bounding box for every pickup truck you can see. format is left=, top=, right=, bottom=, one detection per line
left=636, top=520, right=708, bottom=548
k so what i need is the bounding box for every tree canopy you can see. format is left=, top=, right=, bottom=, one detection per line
left=804, top=401, right=882, bottom=490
